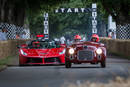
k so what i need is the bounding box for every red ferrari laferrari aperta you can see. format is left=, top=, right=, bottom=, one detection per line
left=18, top=40, right=65, bottom=65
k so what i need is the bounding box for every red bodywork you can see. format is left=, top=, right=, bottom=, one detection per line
left=65, top=41, right=106, bottom=68
left=18, top=42, right=65, bottom=65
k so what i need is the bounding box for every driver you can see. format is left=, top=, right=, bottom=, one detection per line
left=74, top=35, right=81, bottom=42
left=91, top=34, right=99, bottom=42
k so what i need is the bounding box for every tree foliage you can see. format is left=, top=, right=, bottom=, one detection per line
left=29, top=0, right=107, bottom=39
left=0, top=0, right=69, bottom=26
left=89, top=0, right=130, bottom=25
left=0, top=0, right=129, bottom=26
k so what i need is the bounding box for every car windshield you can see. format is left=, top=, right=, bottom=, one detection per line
left=27, top=41, right=61, bottom=49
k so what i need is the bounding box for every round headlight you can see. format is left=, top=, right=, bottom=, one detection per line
left=69, top=48, right=74, bottom=54
left=96, top=48, right=102, bottom=55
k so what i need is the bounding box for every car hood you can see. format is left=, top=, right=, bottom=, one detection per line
left=71, top=41, right=104, bottom=51
left=22, top=48, right=64, bottom=57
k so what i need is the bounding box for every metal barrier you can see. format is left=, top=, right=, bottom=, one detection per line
left=0, top=23, right=30, bottom=40
left=116, top=24, right=130, bottom=39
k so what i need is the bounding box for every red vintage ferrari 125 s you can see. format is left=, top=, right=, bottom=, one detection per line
left=65, top=41, right=106, bottom=68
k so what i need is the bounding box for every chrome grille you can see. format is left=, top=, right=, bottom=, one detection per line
left=78, top=50, right=94, bottom=61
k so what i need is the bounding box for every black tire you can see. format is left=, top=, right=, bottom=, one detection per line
left=65, top=61, right=72, bottom=68
left=19, top=64, right=24, bottom=66
left=100, top=60, right=106, bottom=68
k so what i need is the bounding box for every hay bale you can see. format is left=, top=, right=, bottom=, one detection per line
left=100, top=37, right=130, bottom=59
left=0, top=39, right=30, bottom=60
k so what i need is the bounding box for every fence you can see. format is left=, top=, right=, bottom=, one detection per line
left=0, top=23, right=30, bottom=40
left=116, top=24, right=130, bottom=39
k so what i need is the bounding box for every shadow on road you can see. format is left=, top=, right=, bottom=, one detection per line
left=70, top=66, right=101, bottom=69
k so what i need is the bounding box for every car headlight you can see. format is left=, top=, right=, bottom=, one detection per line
left=96, top=48, right=102, bottom=55
left=69, top=48, right=74, bottom=54
left=20, top=49, right=27, bottom=56
left=59, top=49, right=66, bottom=55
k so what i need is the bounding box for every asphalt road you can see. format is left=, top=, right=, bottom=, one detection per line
left=0, top=56, right=130, bottom=87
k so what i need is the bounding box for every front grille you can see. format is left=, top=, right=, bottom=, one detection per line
left=44, top=57, right=61, bottom=63
left=26, top=58, right=43, bottom=63
left=78, top=50, right=94, bottom=61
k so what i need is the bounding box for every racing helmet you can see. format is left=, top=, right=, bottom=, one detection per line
left=91, top=34, right=99, bottom=42
left=74, top=35, right=81, bottom=40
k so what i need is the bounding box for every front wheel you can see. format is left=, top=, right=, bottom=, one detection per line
left=100, top=60, right=106, bottom=68
left=19, top=64, right=25, bottom=66
left=65, top=61, right=72, bottom=68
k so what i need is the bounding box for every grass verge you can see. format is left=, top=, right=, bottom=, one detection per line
left=0, top=55, right=16, bottom=71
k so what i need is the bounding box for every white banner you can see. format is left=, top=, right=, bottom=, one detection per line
left=44, top=29, right=49, bottom=34
left=44, top=13, right=49, bottom=39
left=92, top=20, right=97, bottom=25
left=55, top=8, right=92, bottom=13
left=92, top=29, right=97, bottom=33
left=44, top=13, right=48, bottom=17
left=92, top=3, right=97, bottom=34
left=44, top=21, right=48, bottom=25
left=92, top=12, right=97, bottom=17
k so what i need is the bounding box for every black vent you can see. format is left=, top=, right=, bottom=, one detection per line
left=26, top=58, right=43, bottom=63
left=44, top=57, right=61, bottom=63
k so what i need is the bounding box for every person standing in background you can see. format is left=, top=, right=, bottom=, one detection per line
left=16, top=32, right=20, bottom=39
left=111, top=32, right=116, bottom=39
left=60, top=36, right=66, bottom=44
left=21, top=31, right=27, bottom=39
left=0, top=28, right=7, bottom=41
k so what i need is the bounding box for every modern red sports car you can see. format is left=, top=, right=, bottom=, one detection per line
left=65, top=41, right=106, bottom=68
left=18, top=40, right=65, bottom=66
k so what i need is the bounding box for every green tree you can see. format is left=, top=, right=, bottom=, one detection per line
left=29, top=0, right=107, bottom=39
left=86, top=0, right=130, bottom=25
left=0, top=0, right=69, bottom=26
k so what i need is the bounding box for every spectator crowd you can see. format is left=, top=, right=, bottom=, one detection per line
left=0, top=27, right=28, bottom=41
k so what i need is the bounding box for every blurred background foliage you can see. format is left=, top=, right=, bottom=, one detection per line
left=28, top=0, right=107, bottom=40
left=1, top=0, right=129, bottom=39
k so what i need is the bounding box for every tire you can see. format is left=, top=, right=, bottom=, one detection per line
left=19, top=64, right=24, bottom=66
left=100, top=60, right=106, bottom=68
left=65, top=61, right=72, bottom=68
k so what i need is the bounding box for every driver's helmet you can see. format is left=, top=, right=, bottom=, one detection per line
left=74, top=35, right=81, bottom=42
left=32, top=41, right=40, bottom=48
left=91, top=34, right=99, bottom=42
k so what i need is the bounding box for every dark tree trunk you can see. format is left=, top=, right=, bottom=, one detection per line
left=0, top=0, right=7, bottom=22
left=13, top=7, right=25, bottom=26
left=0, top=0, right=26, bottom=26
left=101, top=0, right=130, bottom=25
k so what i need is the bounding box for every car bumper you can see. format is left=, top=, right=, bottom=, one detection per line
left=19, top=55, right=65, bottom=65
left=66, top=57, right=106, bottom=63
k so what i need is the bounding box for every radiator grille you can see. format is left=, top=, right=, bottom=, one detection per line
left=44, top=57, right=61, bottom=63
left=78, top=50, right=94, bottom=61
